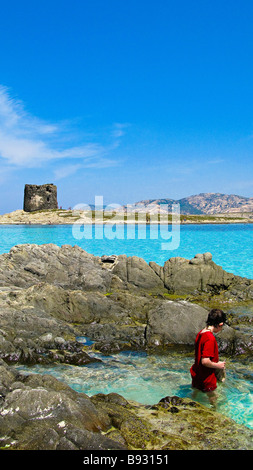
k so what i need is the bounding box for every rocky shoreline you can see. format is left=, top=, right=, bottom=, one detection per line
left=1, top=359, right=252, bottom=451
left=0, top=244, right=253, bottom=450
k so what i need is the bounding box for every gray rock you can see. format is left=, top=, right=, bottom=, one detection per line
left=146, top=300, right=209, bottom=347
left=149, top=252, right=252, bottom=298
left=111, top=254, right=165, bottom=291
left=0, top=244, right=112, bottom=292
left=146, top=299, right=237, bottom=351
left=0, top=361, right=126, bottom=450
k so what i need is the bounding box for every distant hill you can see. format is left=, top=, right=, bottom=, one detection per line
left=119, top=193, right=253, bottom=215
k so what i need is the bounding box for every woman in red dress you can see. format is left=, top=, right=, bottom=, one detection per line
left=190, top=309, right=226, bottom=406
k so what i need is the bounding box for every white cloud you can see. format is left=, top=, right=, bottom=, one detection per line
left=111, top=122, right=129, bottom=139
left=53, top=157, right=119, bottom=180
left=54, top=164, right=83, bottom=180
left=0, top=85, right=125, bottom=176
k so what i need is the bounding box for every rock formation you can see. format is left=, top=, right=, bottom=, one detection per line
left=0, top=244, right=253, bottom=450
left=23, top=184, right=58, bottom=212
left=149, top=252, right=253, bottom=300
left=0, top=244, right=251, bottom=363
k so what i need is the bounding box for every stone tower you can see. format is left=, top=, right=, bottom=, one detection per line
left=23, top=184, right=58, bottom=212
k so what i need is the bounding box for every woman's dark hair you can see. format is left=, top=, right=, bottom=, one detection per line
left=206, top=309, right=226, bottom=327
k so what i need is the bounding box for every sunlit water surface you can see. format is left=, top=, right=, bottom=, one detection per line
left=0, top=223, right=253, bottom=278
left=15, top=342, right=253, bottom=430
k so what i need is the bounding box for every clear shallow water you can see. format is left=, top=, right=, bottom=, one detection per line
left=15, top=345, right=253, bottom=430
left=0, top=223, right=253, bottom=278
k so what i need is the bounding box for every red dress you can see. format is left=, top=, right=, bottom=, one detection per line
left=190, top=330, right=219, bottom=392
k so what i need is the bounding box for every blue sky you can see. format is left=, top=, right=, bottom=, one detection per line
left=1, top=0, right=253, bottom=213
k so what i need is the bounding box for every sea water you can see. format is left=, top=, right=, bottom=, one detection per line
left=1, top=223, right=253, bottom=429
left=0, top=223, right=253, bottom=278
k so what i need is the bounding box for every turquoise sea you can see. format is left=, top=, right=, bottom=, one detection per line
left=0, top=222, right=253, bottom=278
left=1, top=223, right=253, bottom=430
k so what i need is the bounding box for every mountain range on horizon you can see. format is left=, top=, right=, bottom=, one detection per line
left=118, top=192, right=253, bottom=215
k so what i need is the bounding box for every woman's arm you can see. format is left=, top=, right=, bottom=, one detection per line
left=201, top=358, right=226, bottom=369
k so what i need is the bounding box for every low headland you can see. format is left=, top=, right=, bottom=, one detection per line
left=0, top=208, right=253, bottom=224
left=0, top=244, right=253, bottom=450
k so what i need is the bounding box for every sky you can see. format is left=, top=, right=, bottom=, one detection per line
left=1, top=0, right=253, bottom=213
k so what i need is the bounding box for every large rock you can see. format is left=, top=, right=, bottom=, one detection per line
left=150, top=252, right=253, bottom=299
left=146, top=300, right=209, bottom=347
left=146, top=300, right=236, bottom=352
left=0, top=283, right=106, bottom=366
left=110, top=254, right=165, bottom=291
left=0, top=244, right=165, bottom=294
left=1, top=245, right=253, bottom=300
left=0, top=244, right=112, bottom=292
left=0, top=360, right=125, bottom=450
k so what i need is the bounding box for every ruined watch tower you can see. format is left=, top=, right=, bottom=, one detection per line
left=23, top=184, right=58, bottom=212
